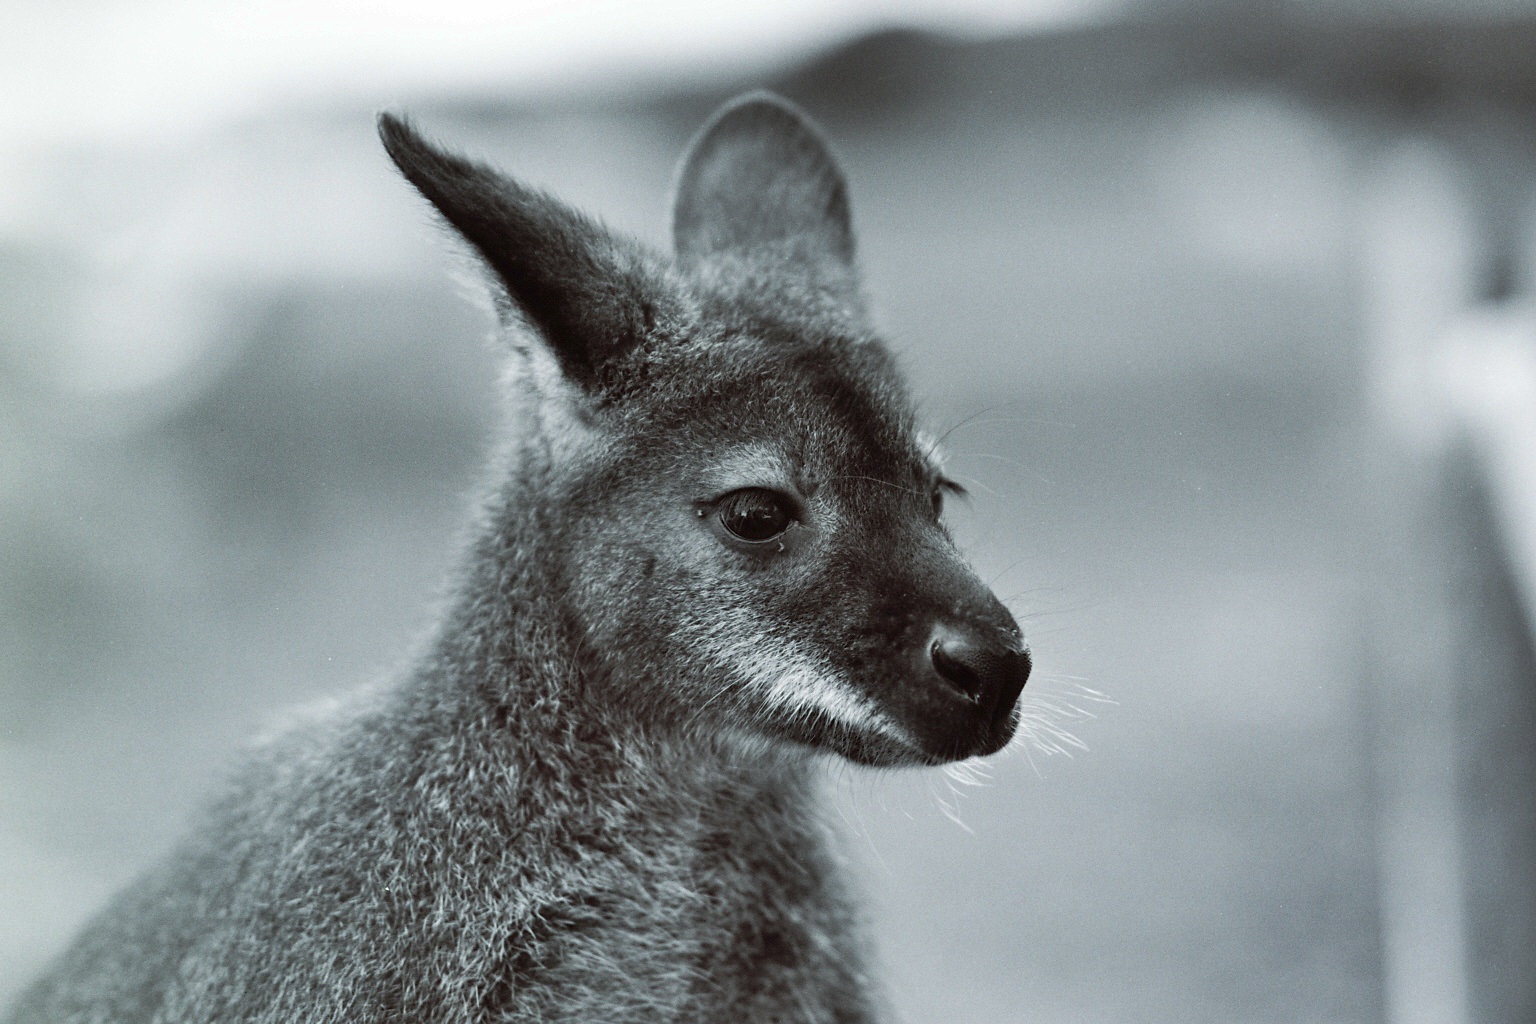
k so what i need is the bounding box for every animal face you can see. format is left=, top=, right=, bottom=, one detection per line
left=381, top=93, right=1029, bottom=768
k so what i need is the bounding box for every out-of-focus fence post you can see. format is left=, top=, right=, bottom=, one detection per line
left=1364, top=139, right=1536, bottom=1024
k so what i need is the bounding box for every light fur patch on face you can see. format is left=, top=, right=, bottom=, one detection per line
left=914, top=428, right=949, bottom=478
left=682, top=610, right=912, bottom=749
left=697, top=443, right=797, bottom=496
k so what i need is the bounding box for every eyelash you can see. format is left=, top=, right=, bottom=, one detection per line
left=932, top=477, right=964, bottom=518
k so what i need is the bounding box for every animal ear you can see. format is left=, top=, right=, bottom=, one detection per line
left=379, top=112, right=678, bottom=392
left=671, top=92, right=855, bottom=276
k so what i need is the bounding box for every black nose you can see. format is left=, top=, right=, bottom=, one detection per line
left=928, top=623, right=1031, bottom=724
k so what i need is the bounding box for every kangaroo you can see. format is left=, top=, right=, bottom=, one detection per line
left=6, top=92, right=1031, bottom=1024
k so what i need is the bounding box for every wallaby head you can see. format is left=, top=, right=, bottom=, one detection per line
left=379, top=93, right=1029, bottom=769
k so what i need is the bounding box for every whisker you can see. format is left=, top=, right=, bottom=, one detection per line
left=964, top=451, right=1034, bottom=472
left=822, top=474, right=926, bottom=497
left=986, top=556, right=1032, bottom=589
left=933, top=402, right=1028, bottom=448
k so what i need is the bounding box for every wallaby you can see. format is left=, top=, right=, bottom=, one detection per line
left=6, top=92, right=1031, bottom=1024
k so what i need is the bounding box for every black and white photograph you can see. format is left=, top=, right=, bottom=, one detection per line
left=2, top=1, right=1534, bottom=1021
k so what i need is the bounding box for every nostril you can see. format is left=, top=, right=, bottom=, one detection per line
left=931, top=640, right=982, bottom=700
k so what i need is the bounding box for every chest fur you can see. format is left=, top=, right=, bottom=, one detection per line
left=481, top=771, right=871, bottom=1023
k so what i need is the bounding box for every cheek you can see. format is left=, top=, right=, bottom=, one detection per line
left=563, top=498, right=726, bottom=649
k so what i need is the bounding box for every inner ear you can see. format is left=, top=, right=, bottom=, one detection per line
left=671, top=92, right=855, bottom=274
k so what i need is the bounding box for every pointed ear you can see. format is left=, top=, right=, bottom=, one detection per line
left=671, top=92, right=855, bottom=276
left=379, top=112, right=679, bottom=392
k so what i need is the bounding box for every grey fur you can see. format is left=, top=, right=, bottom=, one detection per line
left=7, top=93, right=1028, bottom=1024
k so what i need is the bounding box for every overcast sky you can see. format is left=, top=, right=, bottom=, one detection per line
left=1, top=0, right=1128, bottom=154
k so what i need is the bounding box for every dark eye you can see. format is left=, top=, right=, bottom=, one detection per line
left=718, top=488, right=794, bottom=543
left=933, top=477, right=965, bottom=520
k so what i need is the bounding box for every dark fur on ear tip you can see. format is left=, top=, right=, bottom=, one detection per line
left=376, top=110, right=416, bottom=163
left=377, top=111, right=488, bottom=216
left=672, top=91, right=855, bottom=273
left=378, top=111, right=681, bottom=392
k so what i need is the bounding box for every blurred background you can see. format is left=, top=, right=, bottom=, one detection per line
left=3, top=0, right=1535, bottom=1021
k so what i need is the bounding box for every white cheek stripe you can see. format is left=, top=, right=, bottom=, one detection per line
left=710, top=634, right=912, bottom=748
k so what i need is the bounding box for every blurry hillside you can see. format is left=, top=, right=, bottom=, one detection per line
left=4, top=4, right=1536, bottom=1022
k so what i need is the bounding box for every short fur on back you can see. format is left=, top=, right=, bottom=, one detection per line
left=7, top=92, right=1030, bottom=1024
